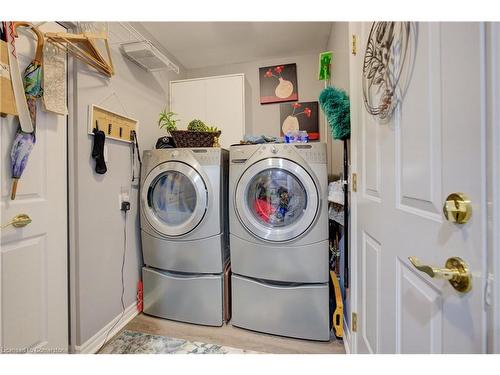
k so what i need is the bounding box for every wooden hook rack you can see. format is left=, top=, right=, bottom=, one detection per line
left=88, top=104, right=138, bottom=143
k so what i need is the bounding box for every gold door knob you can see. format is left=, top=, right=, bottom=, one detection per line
left=443, top=192, right=471, bottom=224
left=0, top=214, right=32, bottom=229
left=408, top=256, right=472, bottom=293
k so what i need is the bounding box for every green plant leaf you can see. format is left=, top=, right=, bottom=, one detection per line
left=158, top=109, right=179, bottom=133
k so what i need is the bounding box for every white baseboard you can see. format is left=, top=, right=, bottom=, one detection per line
left=75, top=303, right=139, bottom=354
left=343, top=319, right=352, bottom=354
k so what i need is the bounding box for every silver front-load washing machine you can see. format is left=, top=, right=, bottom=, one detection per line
left=140, top=148, right=229, bottom=326
left=229, top=143, right=329, bottom=341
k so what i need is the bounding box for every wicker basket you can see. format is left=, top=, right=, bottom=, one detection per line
left=170, top=130, right=221, bottom=148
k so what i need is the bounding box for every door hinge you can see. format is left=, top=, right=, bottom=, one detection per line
left=352, top=173, right=357, bottom=192
left=352, top=312, right=358, bottom=332
left=351, top=34, right=357, bottom=55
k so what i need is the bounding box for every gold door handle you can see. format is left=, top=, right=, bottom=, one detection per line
left=0, top=214, right=32, bottom=229
left=408, top=256, right=472, bottom=293
left=443, top=193, right=472, bottom=224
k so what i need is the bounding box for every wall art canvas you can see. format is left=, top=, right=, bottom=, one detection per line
left=280, top=101, right=319, bottom=140
left=259, top=63, right=298, bottom=104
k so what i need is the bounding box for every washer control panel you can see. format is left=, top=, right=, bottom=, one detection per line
left=230, top=146, right=257, bottom=163
left=230, top=143, right=326, bottom=164
left=293, top=144, right=327, bottom=164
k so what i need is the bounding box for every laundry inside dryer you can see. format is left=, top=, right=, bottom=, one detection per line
left=148, top=172, right=198, bottom=225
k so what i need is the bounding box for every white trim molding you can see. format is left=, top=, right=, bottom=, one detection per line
left=343, top=319, right=352, bottom=354
left=486, top=22, right=500, bottom=354
left=74, top=303, right=139, bottom=354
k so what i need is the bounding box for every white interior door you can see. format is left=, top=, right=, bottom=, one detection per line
left=350, top=22, right=487, bottom=353
left=0, top=22, right=68, bottom=353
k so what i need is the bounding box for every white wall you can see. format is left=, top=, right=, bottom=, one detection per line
left=326, top=22, right=350, bottom=178
left=69, top=22, right=185, bottom=348
left=186, top=26, right=350, bottom=179
left=186, top=53, right=327, bottom=141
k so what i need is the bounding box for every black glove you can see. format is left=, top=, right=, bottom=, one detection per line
left=92, top=128, right=107, bottom=174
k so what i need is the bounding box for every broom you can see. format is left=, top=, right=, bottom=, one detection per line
left=319, top=86, right=351, bottom=289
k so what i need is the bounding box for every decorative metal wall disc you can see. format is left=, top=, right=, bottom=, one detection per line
left=362, top=22, right=416, bottom=122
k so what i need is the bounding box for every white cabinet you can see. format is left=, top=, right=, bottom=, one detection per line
left=170, top=74, right=248, bottom=148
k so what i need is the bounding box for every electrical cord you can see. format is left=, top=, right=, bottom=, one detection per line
left=97, top=210, right=127, bottom=353
left=98, top=132, right=140, bottom=353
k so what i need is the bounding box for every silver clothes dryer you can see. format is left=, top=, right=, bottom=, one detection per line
left=140, top=148, right=229, bottom=326
left=229, top=143, right=329, bottom=341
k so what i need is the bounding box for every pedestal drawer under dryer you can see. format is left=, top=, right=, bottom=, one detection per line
left=143, top=267, right=223, bottom=327
left=231, top=274, right=330, bottom=341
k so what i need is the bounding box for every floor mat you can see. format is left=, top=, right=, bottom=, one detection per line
left=99, top=330, right=261, bottom=354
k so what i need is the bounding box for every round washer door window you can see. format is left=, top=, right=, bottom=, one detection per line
left=247, top=168, right=307, bottom=228
left=142, top=161, right=207, bottom=237
left=235, top=158, right=319, bottom=242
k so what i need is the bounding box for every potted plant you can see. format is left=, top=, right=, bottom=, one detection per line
left=187, top=119, right=219, bottom=133
left=156, top=109, right=179, bottom=149
left=170, top=119, right=221, bottom=147
left=158, top=109, right=179, bottom=134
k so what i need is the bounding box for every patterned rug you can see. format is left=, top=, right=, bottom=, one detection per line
left=99, top=330, right=261, bottom=354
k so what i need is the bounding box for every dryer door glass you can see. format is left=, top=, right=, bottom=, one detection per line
left=149, top=171, right=197, bottom=226
left=247, top=168, right=307, bottom=228
left=143, top=161, right=208, bottom=237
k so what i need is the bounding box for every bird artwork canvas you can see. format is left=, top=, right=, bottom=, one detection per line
left=259, top=63, right=298, bottom=104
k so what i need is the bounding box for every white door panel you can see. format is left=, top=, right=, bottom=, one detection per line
left=170, top=79, right=206, bottom=130
left=205, top=75, right=244, bottom=148
left=350, top=22, right=486, bottom=353
left=170, top=74, right=246, bottom=149
left=1, top=22, right=68, bottom=353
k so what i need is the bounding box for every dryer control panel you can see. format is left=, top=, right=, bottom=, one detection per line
left=191, top=148, right=222, bottom=166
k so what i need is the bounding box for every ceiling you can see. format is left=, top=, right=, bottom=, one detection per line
left=138, top=22, right=332, bottom=70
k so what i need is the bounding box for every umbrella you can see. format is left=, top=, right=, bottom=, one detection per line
left=9, top=22, right=44, bottom=200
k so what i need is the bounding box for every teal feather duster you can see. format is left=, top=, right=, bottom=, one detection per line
left=319, top=86, right=350, bottom=140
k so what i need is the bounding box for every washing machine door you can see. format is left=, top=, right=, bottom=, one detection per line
left=235, top=158, right=319, bottom=242
left=142, top=161, right=208, bottom=237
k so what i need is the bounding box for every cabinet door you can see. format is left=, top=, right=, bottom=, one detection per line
left=205, top=75, right=244, bottom=148
left=170, top=79, right=206, bottom=129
